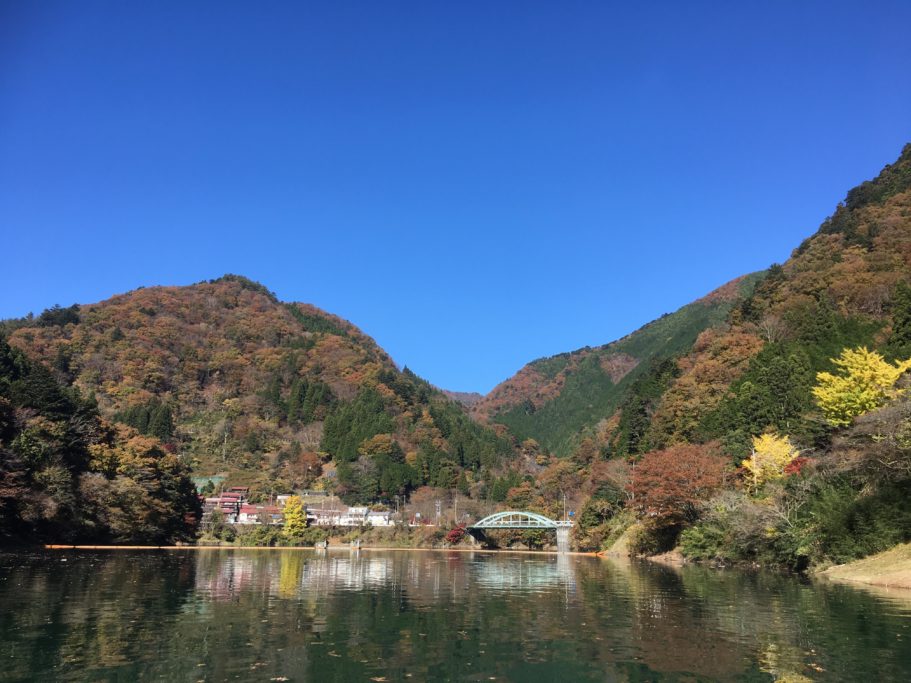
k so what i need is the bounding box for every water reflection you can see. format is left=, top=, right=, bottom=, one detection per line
left=192, top=549, right=578, bottom=604
left=0, top=549, right=909, bottom=682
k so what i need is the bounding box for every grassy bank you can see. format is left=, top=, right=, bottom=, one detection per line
left=818, top=542, right=911, bottom=590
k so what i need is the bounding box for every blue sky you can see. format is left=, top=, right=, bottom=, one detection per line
left=2, top=2, right=910, bottom=393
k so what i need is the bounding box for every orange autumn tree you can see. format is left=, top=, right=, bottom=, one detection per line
left=628, top=443, right=730, bottom=530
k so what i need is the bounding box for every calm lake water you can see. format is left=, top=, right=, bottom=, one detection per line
left=1, top=549, right=910, bottom=682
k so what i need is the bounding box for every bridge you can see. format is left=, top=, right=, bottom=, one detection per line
left=468, top=511, right=573, bottom=551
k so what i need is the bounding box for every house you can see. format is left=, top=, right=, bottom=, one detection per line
left=236, top=504, right=284, bottom=526
left=366, top=510, right=394, bottom=527
left=237, top=505, right=261, bottom=525
left=260, top=506, right=284, bottom=526
left=339, top=506, right=369, bottom=526
left=305, top=504, right=394, bottom=527
left=201, top=490, right=248, bottom=526
left=307, top=507, right=342, bottom=526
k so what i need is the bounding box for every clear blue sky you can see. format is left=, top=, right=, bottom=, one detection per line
left=2, top=2, right=910, bottom=393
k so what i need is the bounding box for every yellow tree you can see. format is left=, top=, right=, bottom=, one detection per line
left=282, top=495, right=306, bottom=539
left=742, top=432, right=799, bottom=490
left=812, top=347, right=911, bottom=427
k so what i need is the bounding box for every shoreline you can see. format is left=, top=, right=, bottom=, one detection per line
left=816, top=542, right=911, bottom=591
left=43, top=544, right=599, bottom=557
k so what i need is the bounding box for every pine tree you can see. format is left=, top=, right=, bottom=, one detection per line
left=148, top=403, right=174, bottom=440
left=886, top=281, right=911, bottom=361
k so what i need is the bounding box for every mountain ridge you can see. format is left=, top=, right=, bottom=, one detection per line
left=472, top=143, right=911, bottom=461
left=471, top=273, right=764, bottom=455
left=3, top=275, right=515, bottom=504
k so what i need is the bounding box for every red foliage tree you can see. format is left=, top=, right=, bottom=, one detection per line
left=445, top=525, right=467, bottom=545
left=628, top=443, right=730, bottom=528
left=782, top=456, right=811, bottom=477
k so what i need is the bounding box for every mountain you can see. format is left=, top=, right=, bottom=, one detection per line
left=472, top=273, right=764, bottom=456
left=442, top=390, right=484, bottom=408
left=475, top=144, right=911, bottom=463
left=638, top=142, right=911, bottom=458
left=5, top=144, right=910, bottom=562
left=468, top=143, right=911, bottom=564
left=3, top=275, right=514, bottom=504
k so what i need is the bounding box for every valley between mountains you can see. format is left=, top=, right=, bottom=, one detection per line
left=3, top=144, right=911, bottom=571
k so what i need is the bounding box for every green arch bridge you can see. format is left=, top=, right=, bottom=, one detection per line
left=468, top=511, right=573, bottom=551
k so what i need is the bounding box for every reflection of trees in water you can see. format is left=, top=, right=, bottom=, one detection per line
left=3, top=551, right=911, bottom=681
left=193, top=550, right=579, bottom=604
left=676, top=564, right=911, bottom=681
left=0, top=552, right=196, bottom=679
left=568, top=558, right=754, bottom=680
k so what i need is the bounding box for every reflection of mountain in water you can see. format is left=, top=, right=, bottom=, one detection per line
left=3, top=550, right=911, bottom=681
left=192, top=550, right=577, bottom=602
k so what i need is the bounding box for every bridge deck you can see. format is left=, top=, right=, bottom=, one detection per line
left=468, top=510, right=573, bottom=530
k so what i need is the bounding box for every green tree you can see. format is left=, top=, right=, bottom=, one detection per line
left=321, top=388, right=393, bottom=461
left=886, top=281, right=911, bottom=360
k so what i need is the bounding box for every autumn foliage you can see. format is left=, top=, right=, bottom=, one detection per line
left=742, top=432, right=800, bottom=489
left=3, top=276, right=513, bottom=504
left=445, top=525, right=467, bottom=545
left=813, top=347, right=911, bottom=427
left=628, top=444, right=729, bottom=527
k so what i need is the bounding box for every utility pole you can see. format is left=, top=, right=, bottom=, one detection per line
left=435, top=500, right=441, bottom=527
left=563, top=491, right=566, bottom=521
left=454, top=495, right=458, bottom=526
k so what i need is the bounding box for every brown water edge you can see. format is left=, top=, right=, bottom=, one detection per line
left=45, top=543, right=599, bottom=557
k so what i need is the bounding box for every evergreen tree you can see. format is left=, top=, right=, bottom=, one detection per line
left=321, top=388, right=393, bottom=461
left=886, top=281, right=911, bottom=361
left=148, top=403, right=174, bottom=440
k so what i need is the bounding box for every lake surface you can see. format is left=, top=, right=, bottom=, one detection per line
left=1, top=549, right=910, bottom=682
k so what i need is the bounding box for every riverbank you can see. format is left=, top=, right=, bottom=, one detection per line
left=818, top=542, right=911, bottom=590
left=43, top=543, right=598, bottom=557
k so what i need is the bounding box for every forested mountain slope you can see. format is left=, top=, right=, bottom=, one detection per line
left=483, top=143, right=911, bottom=566
left=475, top=144, right=911, bottom=463
left=4, top=276, right=513, bottom=504
left=638, top=142, right=911, bottom=460
left=472, top=273, right=763, bottom=456
left=0, top=336, right=200, bottom=544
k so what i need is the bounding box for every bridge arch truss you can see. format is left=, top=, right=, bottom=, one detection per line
left=469, top=510, right=573, bottom=530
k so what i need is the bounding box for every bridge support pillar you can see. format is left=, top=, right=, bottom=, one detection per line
left=556, top=527, right=570, bottom=553
left=467, top=528, right=488, bottom=547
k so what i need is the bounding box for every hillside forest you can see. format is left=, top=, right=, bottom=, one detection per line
left=2, top=144, right=911, bottom=570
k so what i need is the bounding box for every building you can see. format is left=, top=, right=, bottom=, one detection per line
left=236, top=504, right=284, bottom=526
left=366, top=510, right=394, bottom=527
left=305, top=504, right=395, bottom=527
left=200, top=488, right=289, bottom=527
